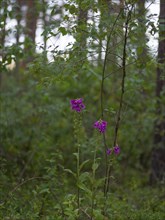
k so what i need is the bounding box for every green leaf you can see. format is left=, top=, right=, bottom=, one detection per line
left=79, top=159, right=90, bottom=171
left=73, top=152, right=78, bottom=160
left=77, top=182, right=92, bottom=196
left=79, top=172, right=90, bottom=182
left=64, top=169, right=76, bottom=178
left=58, top=27, right=67, bottom=36
left=64, top=4, right=77, bottom=15
left=92, top=163, right=99, bottom=172
left=39, top=188, right=50, bottom=194
left=93, top=210, right=104, bottom=220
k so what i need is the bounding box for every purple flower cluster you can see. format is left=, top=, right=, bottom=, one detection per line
left=70, top=98, right=121, bottom=156
left=94, top=119, right=107, bottom=133
left=114, top=145, right=120, bottom=154
left=106, top=145, right=120, bottom=156
left=70, top=98, right=85, bottom=112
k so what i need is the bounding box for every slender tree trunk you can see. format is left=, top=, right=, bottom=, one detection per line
left=137, top=0, right=149, bottom=71
left=0, top=0, right=8, bottom=88
left=14, top=0, right=22, bottom=78
left=150, top=0, right=165, bottom=184
left=42, top=0, right=47, bottom=60
left=77, top=1, right=88, bottom=58
left=24, top=0, right=38, bottom=65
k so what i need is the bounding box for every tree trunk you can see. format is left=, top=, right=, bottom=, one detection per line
left=77, top=1, right=88, bottom=59
left=42, top=0, right=47, bottom=57
left=137, top=0, right=148, bottom=70
left=150, top=0, right=165, bottom=184
left=24, top=0, right=38, bottom=65
left=14, top=0, right=22, bottom=78
left=0, top=0, right=8, bottom=88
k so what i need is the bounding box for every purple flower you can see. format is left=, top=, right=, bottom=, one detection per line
left=94, top=119, right=107, bottom=133
left=106, top=148, right=112, bottom=155
left=113, top=145, right=120, bottom=155
left=70, top=98, right=85, bottom=112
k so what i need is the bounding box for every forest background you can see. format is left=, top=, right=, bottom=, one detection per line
left=0, top=0, right=165, bottom=219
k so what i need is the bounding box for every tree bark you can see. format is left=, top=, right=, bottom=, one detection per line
left=150, top=0, right=165, bottom=184
left=0, top=0, right=8, bottom=88
left=14, top=0, right=22, bottom=78
left=77, top=1, right=88, bottom=57
left=42, top=0, right=47, bottom=55
left=137, top=0, right=148, bottom=70
left=24, top=0, right=38, bottom=65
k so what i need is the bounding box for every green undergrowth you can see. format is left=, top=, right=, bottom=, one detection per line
left=0, top=174, right=164, bottom=220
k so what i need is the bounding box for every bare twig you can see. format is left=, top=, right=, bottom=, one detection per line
left=101, top=9, right=123, bottom=197
left=80, top=208, right=92, bottom=219
left=113, top=7, right=133, bottom=147
left=104, top=3, right=134, bottom=206
left=104, top=60, right=137, bottom=79
left=0, top=176, right=44, bottom=206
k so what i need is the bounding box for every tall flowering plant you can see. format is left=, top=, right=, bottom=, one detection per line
left=68, top=4, right=133, bottom=218
left=70, top=98, right=121, bottom=157
left=70, top=97, right=121, bottom=218
left=70, top=98, right=86, bottom=217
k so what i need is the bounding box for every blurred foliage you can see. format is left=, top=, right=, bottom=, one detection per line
left=0, top=0, right=164, bottom=219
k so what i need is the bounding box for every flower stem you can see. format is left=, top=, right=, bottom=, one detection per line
left=91, top=148, right=96, bottom=219
left=73, top=112, right=82, bottom=219
left=77, top=143, right=80, bottom=217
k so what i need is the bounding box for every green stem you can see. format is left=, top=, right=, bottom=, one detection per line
left=77, top=143, right=80, bottom=216
left=74, top=113, right=82, bottom=219
left=73, top=112, right=82, bottom=219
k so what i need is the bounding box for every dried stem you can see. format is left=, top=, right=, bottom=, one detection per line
left=103, top=5, right=134, bottom=213
left=113, top=7, right=133, bottom=147
left=100, top=9, right=123, bottom=197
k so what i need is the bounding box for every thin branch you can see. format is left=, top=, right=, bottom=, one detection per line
left=113, top=6, right=134, bottom=146
left=106, top=58, right=122, bottom=67
left=104, top=4, right=134, bottom=205
left=104, top=60, right=137, bottom=79
left=10, top=177, right=44, bottom=195
left=107, top=52, right=123, bottom=60
left=0, top=177, right=44, bottom=206
left=80, top=208, right=93, bottom=219
left=100, top=9, right=123, bottom=197
left=100, top=9, right=123, bottom=118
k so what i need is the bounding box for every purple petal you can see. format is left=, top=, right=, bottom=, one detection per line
left=70, top=98, right=85, bottom=112
left=107, top=148, right=112, bottom=155
left=113, top=146, right=120, bottom=155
